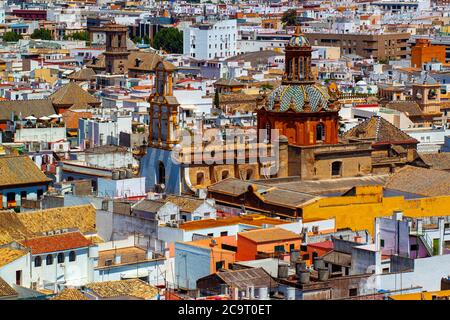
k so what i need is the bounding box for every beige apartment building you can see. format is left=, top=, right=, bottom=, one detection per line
left=305, top=32, right=411, bottom=60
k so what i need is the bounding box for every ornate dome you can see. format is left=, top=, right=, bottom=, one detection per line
left=266, top=84, right=334, bottom=112
left=288, top=34, right=310, bottom=47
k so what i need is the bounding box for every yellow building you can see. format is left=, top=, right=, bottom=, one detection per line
left=301, top=185, right=450, bottom=236
left=34, top=68, right=58, bottom=84
left=389, top=289, right=450, bottom=300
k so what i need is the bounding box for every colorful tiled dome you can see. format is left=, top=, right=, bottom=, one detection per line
left=288, top=34, right=310, bottom=47
left=266, top=84, right=333, bottom=112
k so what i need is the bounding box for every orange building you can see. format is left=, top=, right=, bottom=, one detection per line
left=236, top=228, right=301, bottom=261
left=257, top=27, right=340, bottom=146
left=411, top=38, right=446, bottom=68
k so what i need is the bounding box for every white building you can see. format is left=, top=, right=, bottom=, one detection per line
left=93, top=236, right=166, bottom=285
left=22, top=231, right=98, bottom=291
left=183, top=19, right=237, bottom=60
left=97, top=176, right=146, bottom=199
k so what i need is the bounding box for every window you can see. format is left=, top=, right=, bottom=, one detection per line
left=221, top=170, right=229, bottom=180
left=57, top=253, right=64, bottom=263
left=34, top=256, right=42, bottom=267
left=246, top=169, right=253, bottom=180
left=69, top=251, right=76, bottom=262
left=220, top=231, right=228, bottom=237
left=349, top=288, right=358, bottom=297
left=37, top=189, right=43, bottom=198
left=16, top=270, right=22, bottom=286
left=20, top=191, right=27, bottom=199
left=170, top=214, right=176, bottom=220
left=316, top=123, right=324, bottom=141
left=207, top=233, right=214, bottom=237
left=331, top=161, right=342, bottom=177
left=274, top=245, right=285, bottom=253
left=196, top=172, right=205, bottom=185
left=46, top=254, right=53, bottom=265
left=289, top=244, right=295, bottom=252
left=380, top=239, right=385, bottom=248
left=215, top=260, right=224, bottom=271
left=158, top=162, right=165, bottom=185
left=410, top=244, right=418, bottom=251
left=302, top=253, right=310, bottom=260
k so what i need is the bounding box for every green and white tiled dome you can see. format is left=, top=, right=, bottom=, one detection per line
left=289, top=34, right=310, bottom=47
left=267, top=84, right=333, bottom=112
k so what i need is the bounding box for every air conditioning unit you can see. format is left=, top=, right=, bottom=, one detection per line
left=105, top=259, right=113, bottom=266
left=47, top=230, right=54, bottom=236
left=31, top=282, right=37, bottom=290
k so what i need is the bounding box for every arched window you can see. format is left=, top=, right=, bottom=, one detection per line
left=331, top=161, right=342, bottom=177
left=34, top=256, right=42, bottom=267
left=316, top=123, right=324, bottom=142
left=196, top=172, right=205, bottom=185
left=246, top=169, right=253, bottom=180
left=57, top=252, right=65, bottom=264
left=158, top=162, right=165, bottom=185
left=221, top=170, right=229, bottom=180
left=69, top=251, right=76, bottom=262
left=46, top=254, right=53, bottom=265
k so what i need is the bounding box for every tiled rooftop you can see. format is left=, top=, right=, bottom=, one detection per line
left=21, top=231, right=93, bottom=254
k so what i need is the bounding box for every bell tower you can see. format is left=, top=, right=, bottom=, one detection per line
left=103, top=23, right=130, bottom=75
left=283, top=26, right=314, bottom=84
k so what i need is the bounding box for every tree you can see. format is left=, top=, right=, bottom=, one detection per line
left=3, top=31, right=22, bottom=42
left=153, top=27, right=183, bottom=54
left=31, top=28, right=53, bottom=40
left=64, top=31, right=89, bottom=42
left=68, top=31, right=89, bottom=41
left=281, top=9, right=298, bottom=27
left=133, top=36, right=142, bottom=44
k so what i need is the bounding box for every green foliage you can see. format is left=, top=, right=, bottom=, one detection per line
left=133, top=36, right=142, bottom=44
left=281, top=9, right=298, bottom=27
left=3, top=31, right=22, bottom=42
left=31, top=28, right=53, bottom=40
left=64, top=31, right=89, bottom=43
left=260, top=83, right=274, bottom=91
left=153, top=27, right=183, bottom=54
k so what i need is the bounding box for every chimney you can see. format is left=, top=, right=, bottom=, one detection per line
left=417, top=219, right=423, bottom=235
left=393, top=210, right=403, bottom=221
left=438, top=218, right=445, bottom=256
left=375, top=217, right=381, bottom=251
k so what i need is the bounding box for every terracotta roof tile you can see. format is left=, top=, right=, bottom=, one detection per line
left=49, top=82, right=100, bottom=108
left=385, top=165, right=450, bottom=197
left=50, top=288, right=89, bottom=300
left=0, top=155, right=51, bottom=187
left=0, top=204, right=97, bottom=245
left=0, top=277, right=16, bottom=298
left=238, top=227, right=301, bottom=243
left=343, top=116, right=417, bottom=144
left=85, top=279, right=158, bottom=300
left=20, top=231, right=92, bottom=254
left=0, top=247, right=28, bottom=267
